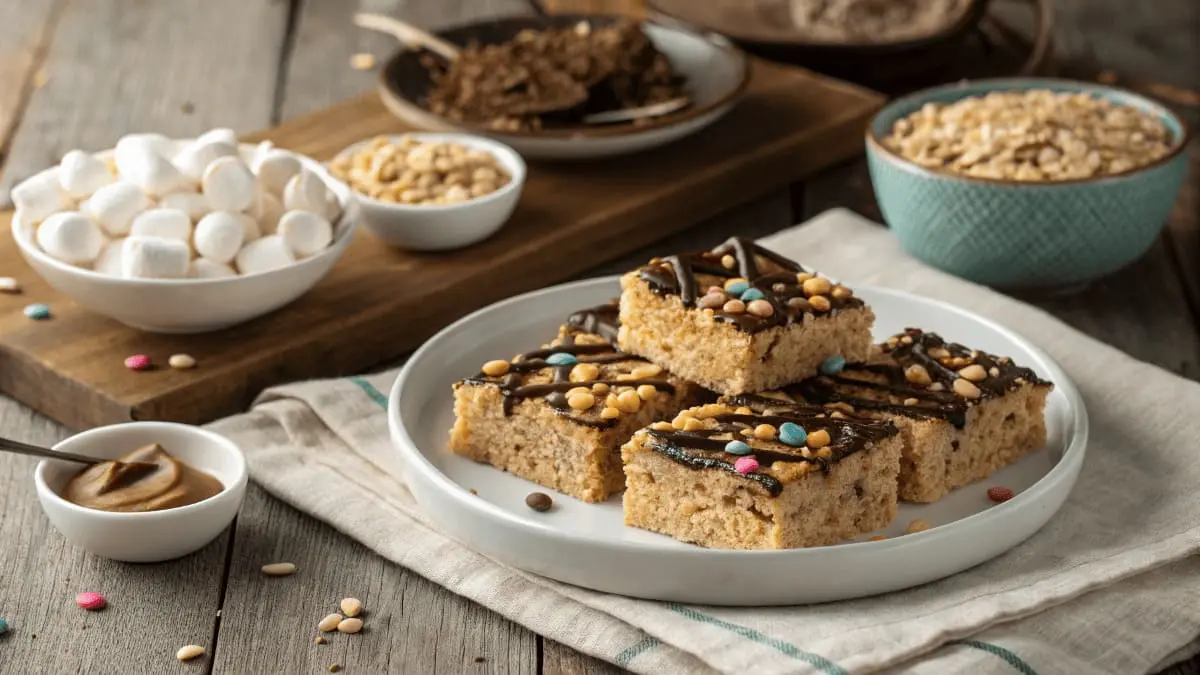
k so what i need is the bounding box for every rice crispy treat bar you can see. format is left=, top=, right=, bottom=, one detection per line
left=747, top=328, right=1053, bottom=503
left=617, top=236, right=875, bottom=395
left=621, top=401, right=901, bottom=549
left=449, top=303, right=706, bottom=503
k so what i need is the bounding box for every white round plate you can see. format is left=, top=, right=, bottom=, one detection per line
left=388, top=276, right=1088, bottom=605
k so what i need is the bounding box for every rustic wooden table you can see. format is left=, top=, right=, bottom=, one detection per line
left=0, top=1, right=1195, bottom=673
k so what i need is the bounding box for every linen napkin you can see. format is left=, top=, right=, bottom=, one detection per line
left=208, top=209, right=1200, bottom=675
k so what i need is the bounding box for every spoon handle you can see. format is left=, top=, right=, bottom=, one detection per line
left=0, top=437, right=102, bottom=465
left=353, top=12, right=461, bottom=61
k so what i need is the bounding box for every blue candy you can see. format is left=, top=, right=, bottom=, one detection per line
left=724, top=280, right=750, bottom=296
left=820, top=355, right=847, bottom=375
left=740, top=287, right=766, bottom=302
left=778, top=422, right=807, bottom=447
left=0, top=617, right=8, bottom=635
left=724, top=440, right=753, bottom=456
left=545, top=353, right=578, bottom=366
left=23, top=303, right=50, bottom=320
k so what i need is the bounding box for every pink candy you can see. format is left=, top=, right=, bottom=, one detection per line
left=733, top=457, right=759, bottom=475
left=75, top=592, right=106, bottom=611
left=124, top=354, right=152, bottom=371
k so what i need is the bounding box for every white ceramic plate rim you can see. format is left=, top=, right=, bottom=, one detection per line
left=388, top=275, right=1088, bottom=560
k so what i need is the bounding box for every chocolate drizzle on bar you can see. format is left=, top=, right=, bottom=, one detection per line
left=461, top=306, right=674, bottom=428
left=643, top=410, right=896, bottom=496
left=566, top=301, right=621, bottom=345
left=780, top=328, right=1049, bottom=429
left=636, top=236, right=864, bottom=333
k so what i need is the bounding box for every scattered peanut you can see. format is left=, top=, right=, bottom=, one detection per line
left=806, top=429, right=831, bottom=448
left=600, top=406, right=621, bottom=419
left=953, top=378, right=982, bottom=399
left=830, top=285, right=853, bottom=300
left=682, top=417, right=706, bottom=432
left=636, top=384, right=657, bottom=400
left=567, top=391, right=595, bottom=410
left=176, top=645, right=205, bottom=662
left=337, top=618, right=364, bottom=634
left=631, top=364, right=662, bottom=378
left=720, top=254, right=736, bottom=269
left=329, top=135, right=511, bottom=206
left=746, top=299, right=774, bottom=317
left=570, top=362, right=599, bottom=382
left=318, top=614, right=343, bottom=632
left=904, top=364, right=932, bottom=386
left=906, top=518, right=932, bottom=534
left=802, top=277, right=832, bottom=297
left=261, top=562, right=297, bottom=576
left=650, top=421, right=674, bottom=431
left=481, top=360, right=510, bottom=377
left=808, top=296, right=831, bottom=312
left=959, top=364, right=988, bottom=382
left=350, top=53, right=377, bottom=71
left=722, top=299, right=746, bottom=314
left=339, top=598, right=363, bottom=618
left=753, top=424, right=776, bottom=441
left=616, top=390, right=642, bottom=413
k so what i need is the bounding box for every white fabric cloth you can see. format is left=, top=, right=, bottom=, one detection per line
left=208, top=209, right=1200, bottom=674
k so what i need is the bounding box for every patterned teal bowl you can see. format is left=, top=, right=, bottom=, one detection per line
left=866, top=78, right=1190, bottom=288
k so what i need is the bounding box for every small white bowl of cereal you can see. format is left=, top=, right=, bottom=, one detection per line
left=10, top=128, right=360, bottom=333
left=329, top=133, right=525, bottom=251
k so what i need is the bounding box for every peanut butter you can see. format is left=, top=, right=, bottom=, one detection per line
left=62, top=443, right=223, bottom=512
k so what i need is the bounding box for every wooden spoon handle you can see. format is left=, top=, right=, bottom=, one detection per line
left=0, top=436, right=101, bottom=465
left=353, top=12, right=460, bottom=61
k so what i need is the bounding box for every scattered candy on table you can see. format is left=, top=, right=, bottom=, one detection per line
left=545, top=353, right=577, bottom=366
left=740, top=287, right=765, bottom=302
left=168, top=353, right=197, bottom=369
left=987, top=486, right=1015, bottom=503
left=733, top=456, right=759, bottom=475
left=0, top=617, right=8, bottom=635
left=778, top=422, right=807, bottom=447
left=0, top=277, right=20, bottom=293
left=724, top=440, right=752, bottom=456
left=23, top=303, right=51, bottom=320
left=723, top=279, right=749, bottom=295
left=75, top=591, right=106, bottom=611
left=525, top=491, right=553, bottom=512
left=124, top=354, right=153, bottom=371
left=820, top=355, right=847, bottom=375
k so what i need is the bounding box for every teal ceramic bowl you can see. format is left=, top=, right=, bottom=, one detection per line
left=866, top=78, right=1190, bottom=288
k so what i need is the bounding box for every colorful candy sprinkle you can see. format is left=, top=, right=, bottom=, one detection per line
left=545, top=353, right=577, bottom=366
left=0, top=276, right=20, bottom=293
left=724, top=440, right=752, bottom=456
left=740, top=287, right=765, bottom=302
left=124, top=354, right=153, bottom=371
left=75, top=592, right=106, bottom=611
left=23, top=303, right=50, bottom=320
left=778, top=422, right=807, bottom=447
left=733, top=456, right=759, bottom=475
left=724, top=280, right=750, bottom=296
left=987, top=486, right=1015, bottom=503
left=0, top=618, right=8, bottom=635
left=820, top=355, right=847, bottom=375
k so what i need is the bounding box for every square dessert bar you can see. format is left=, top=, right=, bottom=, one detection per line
left=449, top=303, right=704, bottom=503
left=622, top=401, right=901, bottom=549
left=617, top=236, right=874, bottom=395
left=760, top=328, right=1054, bottom=503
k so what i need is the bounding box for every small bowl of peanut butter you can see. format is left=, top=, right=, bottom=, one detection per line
left=34, top=422, right=247, bottom=562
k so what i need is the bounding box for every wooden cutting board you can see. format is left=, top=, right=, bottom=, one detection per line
left=0, top=58, right=883, bottom=429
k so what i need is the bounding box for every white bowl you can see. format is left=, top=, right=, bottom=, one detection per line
left=11, top=143, right=361, bottom=334
left=377, top=19, right=749, bottom=160
left=332, top=133, right=525, bottom=251
left=34, top=422, right=248, bottom=563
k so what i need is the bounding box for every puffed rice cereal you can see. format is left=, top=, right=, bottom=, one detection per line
left=329, top=135, right=511, bottom=206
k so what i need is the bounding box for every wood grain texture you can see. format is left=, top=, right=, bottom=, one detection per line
left=210, top=485, right=539, bottom=675
left=1166, top=144, right=1200, bottom=328
left=0, top=0, right=63, bottom=190
left=0, top=58, right=883, bottom=429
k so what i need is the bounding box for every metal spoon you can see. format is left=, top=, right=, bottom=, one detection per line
left=0, top=435, right=105, bottom=465
left=353, top=12, right=692, bottom=125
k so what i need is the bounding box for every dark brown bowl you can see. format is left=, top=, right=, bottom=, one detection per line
left=377, top=14, right=750, bottom=159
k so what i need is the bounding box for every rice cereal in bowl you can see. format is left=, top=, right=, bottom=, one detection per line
left=9, top=128, right=360, bottom=333
left=330, top=133, right=525, bottom=252
left=866, top=78, right=1190, bottom=289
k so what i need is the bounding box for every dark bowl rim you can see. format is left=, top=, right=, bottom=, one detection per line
left=376, top=14, right=752, bottom=141
left=647, top=0, right=989, bottom=53
left=865, top=76, right=1194, bottom=187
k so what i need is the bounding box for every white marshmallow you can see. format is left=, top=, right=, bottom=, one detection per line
left=121, top=236, right=190, bottom=279
left=251, top=140, right=275, bottom=165
left=202, top=156, right=256, bottom=212
left=158, top=192, right=211, bottom=222
left=323, top=191, right=342, bottom=223
left=235, top=235, right=294, bottom=275
left=189, top=258, right=237, bottom=279
left=94, top=237, right=126, bottom=276
left=195, top=127, right=238, bottom=147
left=193, top=211, right=246, bottom=264
left=59, top=150, right=115, bottom=199
left=114, top=133, right=174, bottom=166
left=130, top=208, right=193, bottom=243
left=36, top=211, right=107, bottom=265
left=82, top=181, right=150, bottom=235
left=250, top=187, right=285, bottom=234
left=282, top=170, right=327, bottom=214
left=277, top=210, right=332, bottom=258
left=242, top=212, right=263, bottom=243
left=12, top=169, right=69, bottom=223
left=118, top=145, right=192, bottom=196
left=253, top=148, right=302, bottom=196
left=173, top=141, right=238, bottom=181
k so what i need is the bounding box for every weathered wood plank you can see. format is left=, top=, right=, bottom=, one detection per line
left=543, top=641, right=627, bottom=675
left=0, top=1, right=290, bottom=672
left=0, top=0, right=63, bottom=184
left=277, top=0, right=533, bottom=121
left=210, top=485, right=540, bottom=675
left=1165, top=144, right=1200, bottom=329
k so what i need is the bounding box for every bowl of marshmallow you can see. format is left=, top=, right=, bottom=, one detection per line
left=9, top=128, right=359, bottom=333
